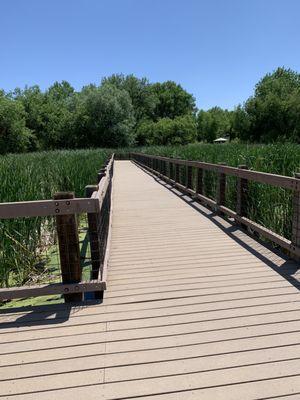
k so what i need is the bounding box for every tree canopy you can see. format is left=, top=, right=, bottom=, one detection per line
left=197, top=67, right=300, bottom=143
left=1, top=74, right=197, bottom=153
left=1, top=67, right=300, bottom=154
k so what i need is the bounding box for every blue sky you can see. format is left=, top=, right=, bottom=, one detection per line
left=0, top=0, right=299, bottom=109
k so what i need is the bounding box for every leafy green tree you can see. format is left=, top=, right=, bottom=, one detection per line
left=46, top=81, right=75, bottom=101
left=13, top=82, right=76, bottom=150
left=244, top=67, right=300, bottom=142
left=12, top=86, right=45, bottom=149
left=197, top=107, right=231, bottom=142
left=230, top=105, right=250, bottom=141
left=102, top=74, right=158, bottom=122
left=0, top=93, right=33, bottom=154
left=73, top=84, right=136, bottom=148
left=150, top=81, right=196, bottom=120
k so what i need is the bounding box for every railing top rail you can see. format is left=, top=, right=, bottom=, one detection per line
left=131, top=152, right=299, bottom=190
left=0, top=198, right=100, bottom=220
left=0, top=153, right=115, bottom=220
left=92, top=153, right=114, bottom=204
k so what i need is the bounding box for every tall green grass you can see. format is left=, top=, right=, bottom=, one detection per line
left=137, top=143, right=300, bottom=242
left=0, top=149, right=110, bottom=288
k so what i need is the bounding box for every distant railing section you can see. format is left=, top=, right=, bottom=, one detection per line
left=0, top=154, right=114, bottom=302
left=131, top=153, right=300, bottom=260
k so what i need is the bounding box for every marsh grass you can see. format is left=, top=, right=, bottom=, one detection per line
left=0, top=149, right=110, bottom=288
left=138, top=143, right=300, bottom=242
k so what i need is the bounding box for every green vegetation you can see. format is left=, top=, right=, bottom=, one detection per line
left=198, top=68, right=300, bottom=143
left=1, top=67, right=300, bottom=154
left=0, top=149, right=110, bottom=289
left=139, top=142, right=300, bottom=242
left=0, top=76, right=196, bottom=154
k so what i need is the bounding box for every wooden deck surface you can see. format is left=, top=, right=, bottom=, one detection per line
left=0, top=160, right=300, bottom=399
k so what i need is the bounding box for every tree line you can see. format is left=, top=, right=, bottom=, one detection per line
left=198, top=68, right=300, bottom=143
left=0, top=67, right=299, bottom=154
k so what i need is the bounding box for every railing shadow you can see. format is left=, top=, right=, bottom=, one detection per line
left=0, top=300, right=100, bottom=329
left=133, top=161, right=300, bottom=291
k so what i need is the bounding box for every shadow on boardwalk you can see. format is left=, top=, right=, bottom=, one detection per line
left=0, top=300, right=100, bottom=329
left=135, top=162, right=300, bottom=292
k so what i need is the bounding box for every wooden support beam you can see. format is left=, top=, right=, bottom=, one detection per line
left=186, top=165, right=193, bottom=189
left=97, top=168, right=106, bottom=184
left=169, top=162, right=173, bottom=181
left=0, top=280, right=106, bottom=301
left=237, top=165, right=249, bottom=222
left=175, top=164, right=180, bottom=184
left=0, top=198, right=99, bottom=219
left=196, top=168, right=203, bottom=195
left=54, top=192, right=82, bottom=303
left=217, top=163, right=226, bottom=207
left=85, top=185, right=101, bottom=278
left=291, top=173, right=300, bottom=260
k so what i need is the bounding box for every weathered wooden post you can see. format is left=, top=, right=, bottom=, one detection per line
left=169, top=162, right=173, bottom=181
left=291, top=173, right=300, bottom=260
left=236, top=165, right=249, bottom=229
left=163, top=160, right=167, bottom=176
left=85, top=185, right=101, bottom=278
left=196, top=167, right=203, bottom=195
left=236, top=165, right=249, bottom=220
left=186, top=165, right=193, bottom=189
left=159, top=159, right=162, bottom=175
left=175, top=163, right=180, bottom=184
left=54, top=192, right=82, bottom=302
left=216, top=163, right=226, bottom=211
left=98, top=167, right=106, bottom=183
left=150, top=157, right=153, bottom=171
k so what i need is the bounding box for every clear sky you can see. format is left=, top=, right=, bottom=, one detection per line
left=1, top=0, right=299, bottom=109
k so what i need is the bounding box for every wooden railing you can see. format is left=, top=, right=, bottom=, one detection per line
left=0, top=154, right=114, bottom=302
left=131, top=153, right=300, bottom=260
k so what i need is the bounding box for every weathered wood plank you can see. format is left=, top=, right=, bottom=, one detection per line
left=0, top=280, right=106, bottom=301
left=0, top=197, right=100, bottom=219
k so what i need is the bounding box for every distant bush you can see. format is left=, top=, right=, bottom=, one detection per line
left=137, top=115, right=197, bottom=145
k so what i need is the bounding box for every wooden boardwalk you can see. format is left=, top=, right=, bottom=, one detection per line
left=0, top=160, right=300, bottom=399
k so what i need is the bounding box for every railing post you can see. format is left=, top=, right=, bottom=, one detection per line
left=216, top=163, right=226, bottom=210
left=186, top=165, right=193, bottom=189
left=85, top=185, right=101, bottom=282
left=54, top=192, right=82, bottom=303
left=175, top=163, right=180, bottom=184
left=98, top=167, right=106, bottom=183
left=169, top=162, right=173, bottom=181
left=291, top=173, right=300, bottom=259
left=236, top=165, right=249, bottom=218
left=196, top=168, right=203, bottom=195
